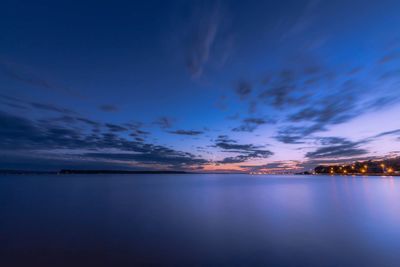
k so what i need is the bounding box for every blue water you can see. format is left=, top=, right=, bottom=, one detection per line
left=1, top=174, right=400, bottom=266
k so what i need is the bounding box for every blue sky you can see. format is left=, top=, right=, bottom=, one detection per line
left=1, top=0, right=400, bottom=171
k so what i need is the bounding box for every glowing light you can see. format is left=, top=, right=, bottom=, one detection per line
left=387, top=168, right=394, bottom=173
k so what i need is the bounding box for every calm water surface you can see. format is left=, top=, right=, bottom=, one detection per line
left=1, top=174, right=400, bottom=266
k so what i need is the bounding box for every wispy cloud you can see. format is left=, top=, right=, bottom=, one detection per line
left=214, top=135, right=273, bottom=164
left=0, top=61, right=83, bottom=98
left=306, top=138, right=369, bottom=159
left=168, top=130, right=204, bottom=136
left=184, top=1, right=232, bottom=78
left=99, top=104, right=119, bottom=112
left=154, top=116, right=175, bottom=129
left=232, top=117, right=275, bottom=132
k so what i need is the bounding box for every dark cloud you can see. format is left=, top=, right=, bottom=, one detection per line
left=0, top=95, right=28, bottom=110
left=347, top=66, right=363, bottom=75
left=99, top=104, right=119, bottom=112
left=217, top=150, right=273, bottom=164
left=30, top=102, right=75, bottom=114
left=378, top=51, right=400, bottom=64
left=275, top=125, right=322, bottom=144
left=366, top=96, right=400, bottom=110
left=214, top=135, right=273, bottom=164
left=379, top=70, right=400, bottom=81
left=279, top=82, right=362, bottom=142
left=130, top=129, right=150, bottom=138
left=39, top=115, right=101, bottom=128
left=168, top=130, right=204, bottom=136
left=0, top=111, right=207, bottom=169
left=248, top=101, right=257, bottom=114
left=155, top=117, right=174, bottom=129
left=0, top=94, right=76, bottom=114
left=124, top=122, right=150, bottom=136
left=136, top=129, right=150, bottom=135
left=84, top=152, right=207, bottom=167
left=306, top=139, right=368, bottom=159
left=0, top=61, right=81, bottom=98
left=288, top=93, right=356, bottom=125
left=375, top=129, right=400, bottom=138
left=232, top=117, right=274, bottom=132
left=318, top=137, right=349, bottom=146
left=275, top=133, right=305, bottom=144
left=235, top=81, right=252, bottom=100
left=105, top=123, right=129, bottom=132
left=214, top=95, right=228, bottom=111
left=0, top=111, right=87, bottom=150
left=246, top=48, right=400, bottom=143
left=258, top=69, right=309, bottom=108
left=76, top=117, right=101, bottom=127
left=0, top=152, right=144, bottom=171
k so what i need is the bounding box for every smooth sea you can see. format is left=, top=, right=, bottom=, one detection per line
left=1, top=174, right=400, bottom=266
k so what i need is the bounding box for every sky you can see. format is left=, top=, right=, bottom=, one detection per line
left=1, top=0, right=400, bottom=172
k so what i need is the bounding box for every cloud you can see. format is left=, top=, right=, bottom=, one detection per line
left=276, top=80, right=364, bottom=142
left=214, top=135, right=273, bottom=164
left=39, top=115, right=101, bottom=128
left=378, top=51, right=400, bottom=64
left=0, top=94, right=29, bottom=110
left=305, top=139, right=369, bottom=159
left=287, top=94, right=356, bottom=125
left=318, top=137, right=350, bottom=146
left=105, top=123, right=129, bottom=132
left=232, top=117, right=274, bottom=132
left=275, top=125, right=322, bottom=144
left=0, top=110, right=207, bottom=169
left=30, top=102, right=76, bottom=114
left=235, top=81, right=252, bottom=100
left=0, top=61, right=82, bottom=98
left=99, top=104, right=119, bottom=112
left=281, top=0, right=320, bottom=40
left=0, top=94, right=76, bottom=115
left=84, top=152, right=207, bottom=167
left=184, top=2, right=232, bottom=78
left=258, top=69, right=309, bottom=108
left=375, top=129, right=400, bottom=138
left=154, top=116, right=174, bottom=129
left=185, top=3, right=220, bottom=78
left=168, top=130, right=204, bottom=136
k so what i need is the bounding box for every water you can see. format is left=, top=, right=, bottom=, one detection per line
left=1, top=174, right=400, bottom=266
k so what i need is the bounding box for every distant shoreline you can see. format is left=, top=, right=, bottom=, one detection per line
left=0, top=169, right=244, bottom=175
left=0, top=169, right=399, bottom=176
left=0, top=170, right=189, bottom=175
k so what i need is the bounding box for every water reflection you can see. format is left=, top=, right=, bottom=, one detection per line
left=1, top=174, right=400, bottom=266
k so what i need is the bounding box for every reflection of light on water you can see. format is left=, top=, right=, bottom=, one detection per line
left=268, top=183, right=315, bottom=217
left=355, top=177, right=400, bottom=245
